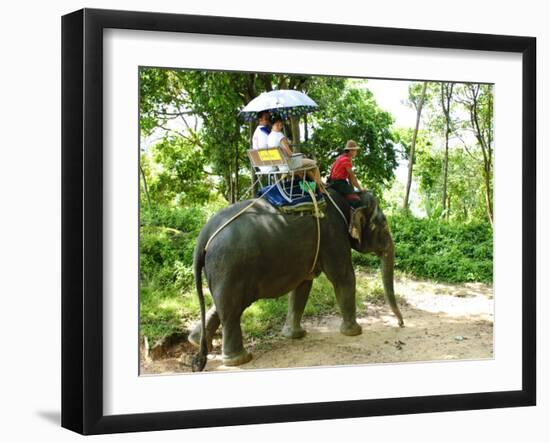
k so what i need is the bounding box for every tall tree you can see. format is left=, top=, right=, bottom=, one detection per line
left=440, top=82, right=455, bottom=218
left=403, top=81, right=428, bottom=211
left=305, top=84, right=398, bottom=196
left=140, top=69, right=254, bottom=203
left=139, top=163, right=152, bottom=212
left=456, top=83, right=494, bottom=225
left=414, top=142, right=486, bottom=221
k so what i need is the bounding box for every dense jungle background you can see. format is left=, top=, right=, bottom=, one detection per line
left=138, top=68, right=494, bottom=371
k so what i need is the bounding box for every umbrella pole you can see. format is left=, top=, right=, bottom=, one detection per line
left=290, top=116, right=301, bottom=152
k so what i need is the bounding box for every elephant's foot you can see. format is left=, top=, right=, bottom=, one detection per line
left=222, top=349, right=253, bottom=366
left=188, top=330, right=213, bottom=353
left=340, top=321, right=362, bottom=336
left=282, top=323, right=306, bottom=339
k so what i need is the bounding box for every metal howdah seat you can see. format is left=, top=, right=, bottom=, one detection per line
left=247, top=147, right=317, bottom=203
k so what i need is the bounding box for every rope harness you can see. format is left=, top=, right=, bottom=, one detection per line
left=238, top=176, right=261, bottom=201
left=323, top=191, right=349, bottom=227
left=204, top=175, right=285, bottom=252
left=304, top=187, right=321, bottom=274
left=203, top=175, right=325, bottom=275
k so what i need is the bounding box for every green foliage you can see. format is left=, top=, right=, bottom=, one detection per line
left=407, top=81, right=432, bottom=111
left=175, top=71, right=250, bottom=199
left=141, top=204, right=206, bottom=233
left=140, top=286, right=190, bottom=340
left=140, top=204, right=208, bottom=342
left=353, top=214, right=493, bottom=283
left=140, top=206, right=207, bottom=288
left=147, top=138, right=211, bottom=205
left=305, top=83, right=397, bottom=196
left=393, top=127, right=432, bottom=163
left=414, top=142, right=487, bottom=221
left=139, top=68, right=189, bottom=136
left=410, top=82, right=494, bottom=224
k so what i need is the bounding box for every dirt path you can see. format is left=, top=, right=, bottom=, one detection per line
left=140, top=275, right=493, bottom=374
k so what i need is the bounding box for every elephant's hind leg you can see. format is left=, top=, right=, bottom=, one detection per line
left=188, top=306, right=220, bottom=352
left=282, top=280, right=313, bottom=339
left=221, top=313, right=252, bottom=366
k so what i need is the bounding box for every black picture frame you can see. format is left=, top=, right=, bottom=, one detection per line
left=61, top=8, right=536, bottom=435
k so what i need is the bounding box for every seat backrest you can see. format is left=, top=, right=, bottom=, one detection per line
left=248, top=147, right=291, bottom=174
left=247, top=147, right=288, bottom=168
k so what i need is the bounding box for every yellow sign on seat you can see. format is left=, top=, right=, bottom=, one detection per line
left=247, top=147, right=288, bottom=169
left=257, top=149, right=282, bottom=162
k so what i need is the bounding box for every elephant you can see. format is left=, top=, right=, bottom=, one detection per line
left=189, top=189, right=404, bottom=371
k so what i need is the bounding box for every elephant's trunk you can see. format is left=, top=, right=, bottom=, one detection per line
left=380, top=237, right=404, bottom=327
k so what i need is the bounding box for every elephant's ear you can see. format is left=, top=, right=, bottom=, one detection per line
left=349, top=208, right=367, bottom=243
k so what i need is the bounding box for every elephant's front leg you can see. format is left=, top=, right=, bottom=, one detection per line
left=282, top=280, right=312, bottom=339
left=326, top=268, right=362, bottom=336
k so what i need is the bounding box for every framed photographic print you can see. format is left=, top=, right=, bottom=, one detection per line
left=61, top=8, right=536, bottom=435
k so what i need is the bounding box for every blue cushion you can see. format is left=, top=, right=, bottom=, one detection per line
left=258, top=180, right=324, bottom=208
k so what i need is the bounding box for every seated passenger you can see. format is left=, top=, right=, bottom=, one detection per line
left=252, top=111, right=271, bottom=149
left=267, top=117, right=326, bottom=194
left=327, top=140, right=364, bottom=206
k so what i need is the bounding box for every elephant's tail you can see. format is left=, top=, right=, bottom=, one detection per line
left=191, top=247, right=208, bottom=372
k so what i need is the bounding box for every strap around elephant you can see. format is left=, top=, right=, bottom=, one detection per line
left=204, top=175, right=285, bottom=252
left=305, top=186, right=321, bottom=274
left=324, top=191, right=349, bottom=226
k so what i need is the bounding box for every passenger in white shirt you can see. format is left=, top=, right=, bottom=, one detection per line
left=266, top=126, right=284, bottom=149
left=252, top=111, right=271, bottom=149
left=268, top=117, right=326, bottom=193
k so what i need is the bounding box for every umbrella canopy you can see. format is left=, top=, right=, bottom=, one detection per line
left=238, top=89, right=318, bottom=122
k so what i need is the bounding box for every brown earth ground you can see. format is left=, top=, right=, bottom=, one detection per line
left=140, top=274, right=493, bottom=375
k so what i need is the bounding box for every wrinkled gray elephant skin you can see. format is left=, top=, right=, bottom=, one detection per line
left=190, top=190, right=403, bottom=371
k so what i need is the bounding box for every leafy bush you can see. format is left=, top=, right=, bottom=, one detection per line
left=353, top=214, right=493, bottom=283
left=141, top=205, right=206, bottom=233
left=140, top=206, right=208, bottom=288
left=139, top=205, right=209, bottom=342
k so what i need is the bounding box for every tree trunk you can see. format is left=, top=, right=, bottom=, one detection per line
left=225, top=169, right=233, bottom=203
left=483, top=165, right=494, bottom=226
left=403, top=82, right=428, bottom=211
left=440, top=82, right=454, bottom=216
left=304, top=114, right=309, bottom=142
left=468, top=84, right=494, bottom=227
left=139, top=164, right=152, bottom=212
left=442, top=129, right=450, bottom=213
left=234, top=125, right=240, bottom=201
left=235, top=145, right=239, bottom=202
